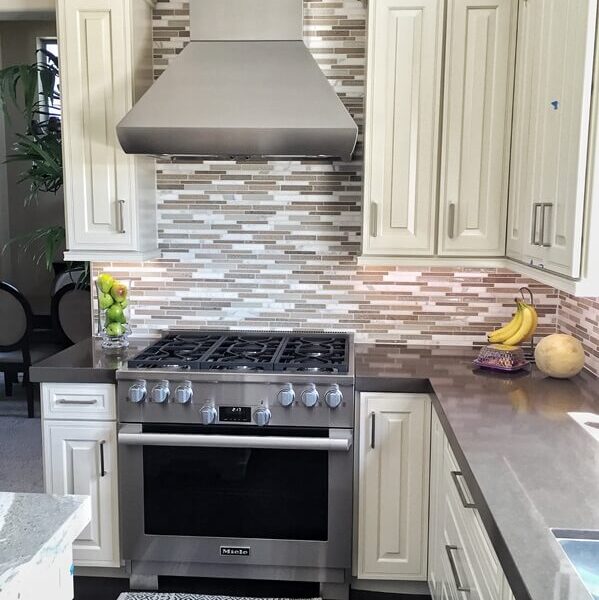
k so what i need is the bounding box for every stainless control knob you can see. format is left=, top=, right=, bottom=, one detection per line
left=200, top=404, right=217, bottom=425
left=128, top=380, right=147, bottom=403
left=174, top=381, right=193, bottom=404
left=277, top=384, right=295, bottom=407
left=301, top=384, right=319, bottom=408
left=151, top=380, right=170, bottom=403
left=254, top=406, right=271, bottom=426
left=325, top=384, right=343, bottom=409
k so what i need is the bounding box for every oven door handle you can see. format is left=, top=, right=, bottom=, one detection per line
left=118, top=426, right=353, bottom=452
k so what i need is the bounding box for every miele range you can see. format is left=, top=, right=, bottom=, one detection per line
left=116, top=331, right=354, bottom=600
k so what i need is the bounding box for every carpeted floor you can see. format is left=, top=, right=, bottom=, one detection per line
left=0, top=374, right=44, bottom=492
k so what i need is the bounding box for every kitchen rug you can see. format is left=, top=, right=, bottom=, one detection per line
left=118, top=595, right=322, bottom=600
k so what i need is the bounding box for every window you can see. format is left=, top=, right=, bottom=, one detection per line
left=38, top=37, right=60, bottom=118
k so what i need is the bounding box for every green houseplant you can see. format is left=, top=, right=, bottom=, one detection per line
left=0, top=49, right=86, bottom=281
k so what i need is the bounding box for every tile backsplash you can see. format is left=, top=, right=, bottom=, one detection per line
left=557, top=293, right=599, bottom=376
left=95, top=0, right=596, bottom=356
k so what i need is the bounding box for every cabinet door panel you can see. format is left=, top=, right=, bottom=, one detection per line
left=43, top=420, right=120, bottom=567
left=508, top=0, right=596, bottom=277
left=59, top=0, right=136, bottom=251
left=358, top=393, right=431, bottom=579
left=527, top=0, right=596, bottom=277
left=438, top=0, right=516, bottom=256
left=362, top=0, right=443, bottom=256
left=506, top=0, right=541, bottom=262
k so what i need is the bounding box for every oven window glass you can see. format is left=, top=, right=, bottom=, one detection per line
left=142, top=427, right=329, bottom=541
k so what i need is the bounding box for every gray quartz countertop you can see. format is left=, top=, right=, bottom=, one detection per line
left=0, top=493, right=90, bottom=595
left=356, top=344, right=599, bottom=600
left=30, top=337, right=153, bottom=383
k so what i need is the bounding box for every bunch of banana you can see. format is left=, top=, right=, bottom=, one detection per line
left=487, top=299, right=538, bottom=346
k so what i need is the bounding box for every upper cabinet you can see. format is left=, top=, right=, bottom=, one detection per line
left=362, top=0, right=516, bottom=258
left=507, top=0, right=597, bottom=279
left=438, top=0, right=516, bottom=256
left=362, top=0, right=444, bottom=256
left=57, top=0, right=159, bottom=262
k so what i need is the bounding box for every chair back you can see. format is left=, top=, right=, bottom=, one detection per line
left=0, top=281, right=33, bottom=353
left=51, top=283, right=92, bottom=345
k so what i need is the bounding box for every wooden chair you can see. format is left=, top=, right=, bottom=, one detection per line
left=0, top=281, right=64, bottom=417
left=51, top=282, right=92, bottom=346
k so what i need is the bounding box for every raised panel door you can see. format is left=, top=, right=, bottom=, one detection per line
left=362, top=0, right=444, bottom=256
left=358, top=393, right=431, bottom=579
left=43, top=419, right=120, bottom=566
left=438, top=0, right=516, bottom=256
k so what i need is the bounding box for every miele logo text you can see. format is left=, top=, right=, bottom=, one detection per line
left=220, top=546, right=250, bottom=557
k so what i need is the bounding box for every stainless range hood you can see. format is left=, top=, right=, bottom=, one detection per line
left=116, top=0, right=358, bottom=161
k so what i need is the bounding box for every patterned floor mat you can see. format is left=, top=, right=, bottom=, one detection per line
left=118, top=595, right=322, bottom=600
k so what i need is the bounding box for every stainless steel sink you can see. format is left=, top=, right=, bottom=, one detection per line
left=553, top=529, right=599, bottom=599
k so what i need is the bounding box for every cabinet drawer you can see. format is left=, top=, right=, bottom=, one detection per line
left=444, top=440, right=502, bottom=598
left=42, top=383, right=116, bottom=420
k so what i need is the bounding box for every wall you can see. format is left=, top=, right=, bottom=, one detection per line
left=93, top=0, right=562, bottom=346
left=0, top=20, right=64, bottom=314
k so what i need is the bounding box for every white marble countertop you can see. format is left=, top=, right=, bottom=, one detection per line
left=0, top=492, right=91, bottom=596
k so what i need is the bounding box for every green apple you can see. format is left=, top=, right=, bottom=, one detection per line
left=97, top=273, right=114, bottom=294
left=118, top=298, right=129, bottom=309
left=110, top=281, right=128, bottom=302
left=98, top=292, right=114, bottom=310
left=105, top=322, right=124, bottom=337
left=106, top=304, right=126, bottom=324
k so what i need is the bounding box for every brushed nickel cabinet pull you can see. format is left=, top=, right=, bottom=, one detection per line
left=448, top=203, right=456, bottom=239
left=370, top=412, right=376, bottom=449
left=446, top=545, right=470, bottom=593
left=117, top=199, right=126, bottom=234
left=450, top=470, right=476, bottom=509
left=370, top=202, right=378, bottom=237
left=99, top=440, right=106, bottom=477
left=57, top=398, right=97, bottom=405
left=541, top=203, right=552, bottom=247
left=531, top=203, right=541, bottom=245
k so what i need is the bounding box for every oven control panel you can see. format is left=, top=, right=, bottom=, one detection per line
left=119, top=378, right=354, bottom=428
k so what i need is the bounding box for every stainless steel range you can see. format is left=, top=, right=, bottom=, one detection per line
left=116, top=331, right=354, bottom=600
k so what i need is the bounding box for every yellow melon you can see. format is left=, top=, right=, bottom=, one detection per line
left=534, top=334, right=585, bottom=379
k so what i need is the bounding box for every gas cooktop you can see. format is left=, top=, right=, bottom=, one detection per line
left=128, top=331, right=351, bottom=374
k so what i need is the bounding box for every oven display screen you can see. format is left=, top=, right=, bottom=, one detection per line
left=219, top=406, right=252, bottom=423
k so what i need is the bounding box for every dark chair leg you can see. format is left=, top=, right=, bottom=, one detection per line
left=24, top=371, right=34, bottom=418
left=4, top=371, right=13, bottom=397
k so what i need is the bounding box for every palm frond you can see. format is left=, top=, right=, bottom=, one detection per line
left=3, top=225, right=65, bottom=270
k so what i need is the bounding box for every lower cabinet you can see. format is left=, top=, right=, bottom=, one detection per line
left=428, top=410, right=515, bottom=599
left=356, top=393, right=432, bottom=580
left=42, top=383, right=120, bottom=568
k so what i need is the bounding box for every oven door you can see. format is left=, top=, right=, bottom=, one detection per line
left=118, top=423, right=353, bottom=571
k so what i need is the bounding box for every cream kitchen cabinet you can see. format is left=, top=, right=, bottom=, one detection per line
left=428, top=410, right=515, bottom=600
left=362, top=0, right=516, bottom=258
left=57, top=0, right=159, bottom=262
left=41, top=383, right=120, bottom=568
left=438, top=0, right=517, bottom=256
left=507, top=0, right=597, bottom=278
left=362, top=0, right=443, bottom=256
left=356, top=393, right=431, bottom=580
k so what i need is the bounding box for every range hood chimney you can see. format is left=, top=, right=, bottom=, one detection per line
left=116, top=0, right=358, bottom=161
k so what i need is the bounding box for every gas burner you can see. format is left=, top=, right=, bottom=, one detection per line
left=127, top=331, right=350, bottom=374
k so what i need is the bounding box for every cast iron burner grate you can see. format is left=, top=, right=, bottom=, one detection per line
left=274, top=336, right=349, bottom=374
left=127, top=331, right=350, bottom=373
